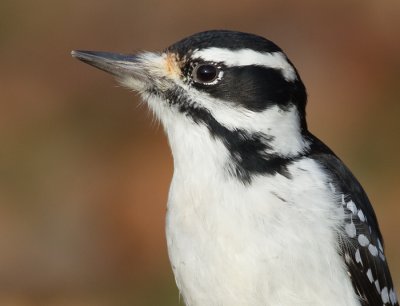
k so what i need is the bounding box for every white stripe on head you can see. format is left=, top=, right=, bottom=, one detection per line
left=192, top=48, right=297, bottom=82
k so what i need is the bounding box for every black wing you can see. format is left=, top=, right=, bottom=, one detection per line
left=308, top=135, right=398, bottom=306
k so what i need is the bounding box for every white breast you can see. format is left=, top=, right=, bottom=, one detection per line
left=155, top=107, right=360, bottom=306
left=163, top=120, right=361, bottom=306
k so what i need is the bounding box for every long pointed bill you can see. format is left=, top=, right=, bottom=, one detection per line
left=71, top=50, right=178, bottom=93
left=71, top=50, right=142, bottom=78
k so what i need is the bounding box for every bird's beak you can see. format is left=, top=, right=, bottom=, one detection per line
left=71, top=50, right=142, bottom=78
left=71, top=50, right=179, bottom=92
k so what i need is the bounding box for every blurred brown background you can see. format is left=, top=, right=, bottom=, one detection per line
left=0, top=0, right=399, bottom=305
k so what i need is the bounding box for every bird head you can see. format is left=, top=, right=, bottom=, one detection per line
left=72, top=30, right=311, bottom=183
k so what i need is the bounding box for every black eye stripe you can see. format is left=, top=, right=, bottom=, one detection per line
left=191, top=65, right=302, bottom=111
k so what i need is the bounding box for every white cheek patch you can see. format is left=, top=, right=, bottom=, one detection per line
left=192, top=48, right=297, bottom=82
left=175, top=83, right=310, bottom=157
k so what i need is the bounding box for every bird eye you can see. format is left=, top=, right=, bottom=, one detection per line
left=192, top=63, right=220, bottom=84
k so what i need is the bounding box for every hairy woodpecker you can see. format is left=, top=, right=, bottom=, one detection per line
left=72, top=30, right=398, bottom=306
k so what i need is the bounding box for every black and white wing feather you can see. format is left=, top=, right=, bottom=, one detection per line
left=310, top=136, right=398, bottom=306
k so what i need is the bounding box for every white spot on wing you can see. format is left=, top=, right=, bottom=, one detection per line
left=347, top=200, right=357, bottom=214
left=355, top=248, right=363, bottom=266
left=345, top=222, right=356, bottom=238
left=375, top=280, right=381, bottom=292
left=367, top=268, right=374, bottom=283
left=192, top=48, right=297, bottom=81
left=358, top=234, right=370, bottom=247
left=381, top=287, right=389, bottom=303
left=390, top=288, right=398, bottom=304
left=357, top=209, right=366, bottom=222
left=368, top=244, right=378, bottom=257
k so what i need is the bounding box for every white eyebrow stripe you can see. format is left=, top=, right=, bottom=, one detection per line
left=192, top=48, right=297, bottom=81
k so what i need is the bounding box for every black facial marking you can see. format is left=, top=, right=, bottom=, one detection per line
left=174, top=32, right=307, bottom=121
left=164, top=87, right=300, bottom=184
left=161, top=30, right=309, bottom=182
left=194, top=65, right=297, bottom=112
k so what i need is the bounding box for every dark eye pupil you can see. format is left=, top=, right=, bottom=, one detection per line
left=194, top=64, right=218, bottom=83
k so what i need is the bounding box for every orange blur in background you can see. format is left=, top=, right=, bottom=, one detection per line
left=0, top=1, right=399, bottom=305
